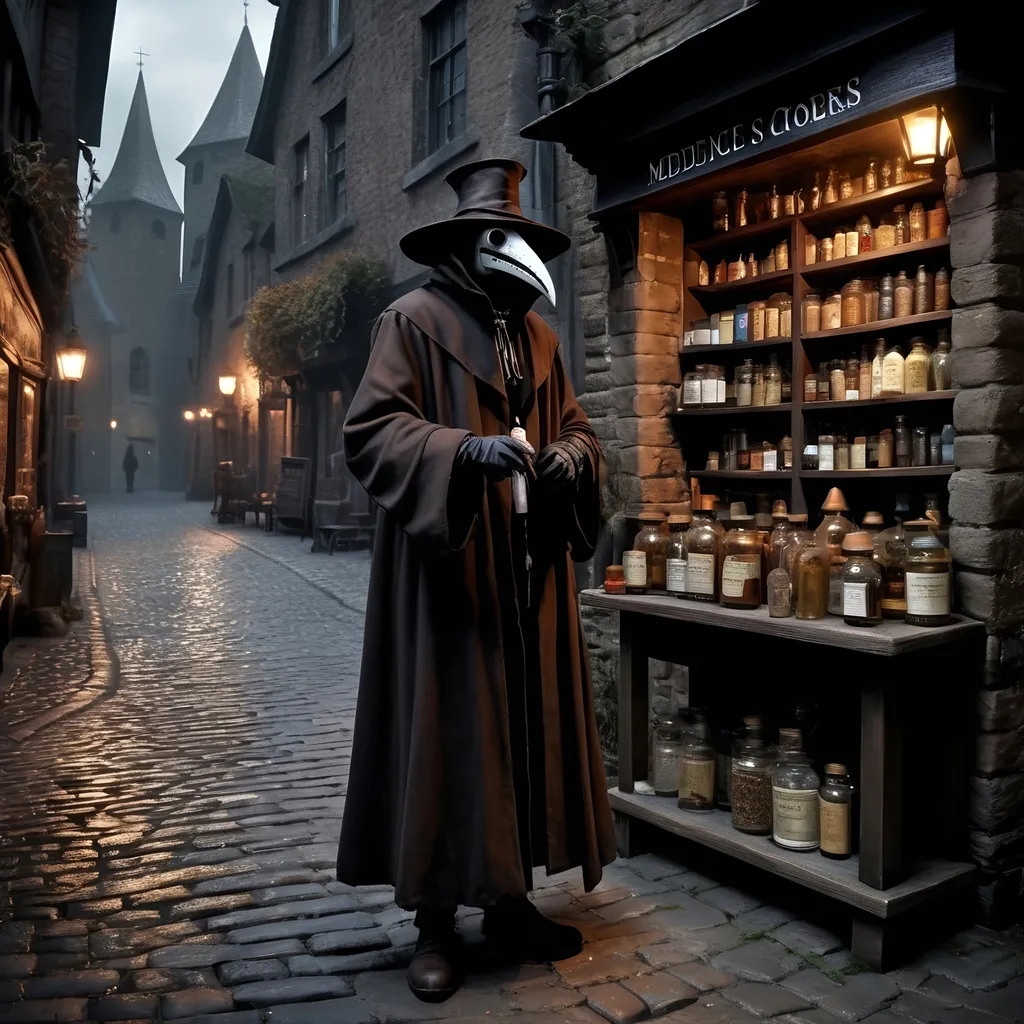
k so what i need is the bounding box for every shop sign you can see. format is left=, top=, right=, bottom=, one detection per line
left=647, top=77, right=864, bottom=190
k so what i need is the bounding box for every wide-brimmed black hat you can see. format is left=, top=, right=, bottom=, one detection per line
left=399, top=158, right=571, bottom=267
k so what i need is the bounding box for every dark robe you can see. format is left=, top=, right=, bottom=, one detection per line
left=337, top=264, right=616, bottom=911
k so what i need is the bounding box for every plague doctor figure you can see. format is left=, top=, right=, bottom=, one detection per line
left=337, top=159, right=614, bottom=1002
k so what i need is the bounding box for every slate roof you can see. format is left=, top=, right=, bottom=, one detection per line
left=91, top=72, right=182, bottom=215
left=179, top=24, right=264, bottom=159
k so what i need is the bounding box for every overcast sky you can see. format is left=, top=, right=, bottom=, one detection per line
left=81, top=0, right=276, bottom=206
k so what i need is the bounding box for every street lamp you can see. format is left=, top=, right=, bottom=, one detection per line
left=110, top=419, right=117, bottom=430
left=898, top=105, right=951, bottom=166
left=199, top=407, right=212, bottom=418
left=218, top=373, right=237, bottom=397
left=56, top=330, right=88, bottom=497
left=183, top=409, right=196, bottom=422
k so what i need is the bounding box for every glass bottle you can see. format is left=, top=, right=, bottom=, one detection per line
left=633, top=513, right=669, bottom=591
left=819, top=236, right=834, bottom=262
left=840, top=280, right=866, bottom=327
left=712, top=191, right=730, bottom=233
left=804, top=367, right=818, bottom=403
left=769, top=183, right=781, bottom=219
left=780, top=513, right=813, bottom=574
left=665, top=514, right=690, bottom=598
left=833, top=228, right=847, bottom=261
left=914, top=265, right=934, bottom=315
left=860, top=511, right=885, bottom=540
left=905, top=339, right=931, bottom=393
left=817, top=364, right=831, bottom=402
left=829, top=360, right=845, bottom=402
left=818, top=432, right=836, bottom=472
left=882, top=344, right=906, bottom=396
left=841, top=532, right=883, bottom=626
left=735, top=189, right=749, bottom=229
left=822, top=292, right=842, bottom=331
left=851, top=435, right=867, bottom=469
left=751, top=363, right=767, bottom=407
left=904, top=535, right=952, bottom=627
left=913, top=426, right=929, bottom=467
left=857, top=214, right=873, bottom=253
left=776, top=238, right=790, bottom=271
left=768, top=514, right=795, bottom=571
left=881, top=158, right=893, bottom=188
left=942, top=424, right=955, bottom=464
left=871, top=338, right=886, bottom=397
left=844, top=358, right=859, bottom=401
left=780, top=435, right=794, bottom=470
left=720, top=516, right=762, bottom=609
left=653, top=717, right=684, bottom=797
left=731, top=717, right=774, bottom=835
left=623, top=548, right=647, bottom=593
left=685, top=500, right=722, bottom=602
left=875, top=495, right=910, bottom=619
left=858, top=344, right=872, bottom=399
left=765, top=355, right=783, bottom=406
left=875, top=216, right=896, bottom=250
left=794, top=546, right=829, bottom=620
left=802, top=292, right=822, bottom=334
left=864, top=158, right=878, bottom=194
left=895, top=155, right=906, bottom=184
left=736, top=360, right=753, bottom=407
left=894, top=270, right=914, bottom=318
left=768, top=568, right=793, bottom=617
left=909, top=202, right=927, bottom=242
left=766, top=293, right=790, bottom=339
left=678, top=716, right=716, bottom=811
left=845, top=224, right=859, bottom=258
left=824, top=168, right=838, bottom=205
left=934, top=267, right=950, bottom=310
left=894, top=204, right=909, bottom=245
left=839, top=172, right=853, bottom=201
left=816, top=487, right=853, bottom=613
left=773, top=728, right=820, bottom=851
left=810, top=171, right=822, bottom=210
left=877, top=427, right=894, bottom=468
left=835, top=433, right=850, bottom=471
left=865, top=281, right=879, bottom=323
left=878, top=274, right=894, bottom=320
left=681, top=369, right=703, bottom=408
left=894, top=414, right=912, bottom=468
left=748, top=300, right=767, bottom=342
left=819, top=764, right=854, bottom=860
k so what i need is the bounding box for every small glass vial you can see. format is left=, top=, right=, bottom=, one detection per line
left=841, top=532, right=883, bottom=626
left=894, top=270, right=914, bottom=318
left=871, top=339, right=886, bottom=396
left=795, top=547, right=829, bottom=620
left=864, top=158, right=878, bottom=194
left=905, top=338, right=931, bottom=393
left=857, top=214, right=873, bottom=253
left=666, top=514, right=690, bottom=598
left=845, top=358, right=859, bottom=401
left=720, top=516, right=762, bottom=609
left=653, top=717, right=683, bottom=797
left=894, top=204, right=909, bottom=245
left=773, top=728, right=820, bottom=851
left=731, top=717, right=774, bottom=835
left=909, top=202, right=927, bottom=242
left=905, top=535, right=952, bottom=627
left=678, top=716, right=716, bottom=811
left=685, top=501, right=722, bottom=602
left=882, top=345, right=906, bottom=397
left=914, top=265, right=934, bottom=315
left=768, top=568, right=793, bottom=618
left=819, top=764, right=853, bottom=860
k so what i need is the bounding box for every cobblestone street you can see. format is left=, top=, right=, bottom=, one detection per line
left=0, top=494, right=1022, bottom=1024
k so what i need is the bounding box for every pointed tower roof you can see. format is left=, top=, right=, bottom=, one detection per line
left=92, top=72, right=181, bottom=215
left=178, top=25, right=264, bottom=160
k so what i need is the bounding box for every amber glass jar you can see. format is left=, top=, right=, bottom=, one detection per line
left=822, top=292, right=842, bottom=331
left=841, top=532, right=883, bottom=626
left=840, top=279, right=866, bottom=327
left=633, top=512, right=669, bottom=592
left=795, top=547, right=829, bottom=620
left=685, top=501, right=722, bottom=602
left=894, top=271, right=914, bottom=318
left=720, top=516, right=762, bottom=609
left=934, top=268, right=950, bottom=310
left=905, top=339, right=931, bottom=393
left=914, top=265, right=934, bottom=315
left=666, top=514, right=691, bottom=598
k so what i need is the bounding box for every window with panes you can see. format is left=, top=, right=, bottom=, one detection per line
left=425, top=0, right=467, bottom=154
left=323, top=103, right=347, bottom=226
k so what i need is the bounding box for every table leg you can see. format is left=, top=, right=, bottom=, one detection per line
left=860, top=682, right=904, bottom=889
left=618, top=611, right=649, bottom=794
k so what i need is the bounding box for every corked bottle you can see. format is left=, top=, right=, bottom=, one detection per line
left=731, top=717, right=774, bottom=835
left=841, top=532, right=883, bottom=626
left=905, top=339, right=932, bottom=393
left=904, top=535, right=952, bottom=627
left=913, top=265, right=934, bottom=315
left=934, top=267, right=950, bottom=310
left=685, top=498, right=723, bottom=603
left=720, top=516, right=762, bottom=609
left=633, top=512, right=669, bottom=592
left=819, top=764, right=854, bottom=860
left=678, top=715, right=716, bottom=811
left=773, top=729, right=820, bottom=851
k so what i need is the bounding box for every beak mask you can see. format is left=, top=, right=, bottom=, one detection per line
left=474, top=227, right=556, bottom=309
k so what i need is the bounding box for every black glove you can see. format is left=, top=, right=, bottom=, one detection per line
left=536, top=437, right=589, bottom=490
left=456, top=434, right=534, bottom=482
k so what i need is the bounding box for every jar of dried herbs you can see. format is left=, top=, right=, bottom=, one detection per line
left=678, top=716, right=716, bottom=811
left=731, top=717, right=774, bottom=835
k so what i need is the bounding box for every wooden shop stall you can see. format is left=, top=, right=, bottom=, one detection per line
left=523, top=5, right=1017, bottom=967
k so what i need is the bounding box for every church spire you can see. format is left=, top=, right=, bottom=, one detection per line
left=177, top=24, right=264, bottom=161
left=92, top=71, right=182, bottom=215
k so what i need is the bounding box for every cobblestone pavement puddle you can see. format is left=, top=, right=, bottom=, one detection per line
left=0, top=494, right=1021, bottom=1023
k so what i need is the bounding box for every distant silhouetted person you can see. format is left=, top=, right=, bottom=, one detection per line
left=123, top=444, right=139, bottom=493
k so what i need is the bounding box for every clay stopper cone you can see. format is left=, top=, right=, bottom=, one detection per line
left=821, top=486, right=849, bottom=512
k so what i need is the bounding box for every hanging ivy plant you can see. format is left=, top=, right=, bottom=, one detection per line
left=244, top=250, right=389, bottom=378
left=0, top=140, right=89, bottom=305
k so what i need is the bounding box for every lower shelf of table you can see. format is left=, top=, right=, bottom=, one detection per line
left=610, top=788, right=974, bottom=919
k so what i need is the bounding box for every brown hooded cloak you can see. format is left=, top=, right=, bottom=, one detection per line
left=336, top=263, right=615, bottom=911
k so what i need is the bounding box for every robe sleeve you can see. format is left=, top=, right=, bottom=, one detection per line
left=549, top=347, right=604, bottom=562
left=343, top=310, right=480, bottom=554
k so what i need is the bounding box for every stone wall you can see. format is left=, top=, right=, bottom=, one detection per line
left=948, top=170, right=1024, bottom=926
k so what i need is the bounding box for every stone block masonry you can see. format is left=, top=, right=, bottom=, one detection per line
left=948, top=168, right=1024, bottom=927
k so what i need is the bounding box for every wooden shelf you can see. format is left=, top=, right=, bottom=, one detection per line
left=805, top=390, right=958, bottom=411
left=608, top=792, right=974, bottom=919
left=800, top=236, right=950, bottom=279
left=672, top=403, right=792, bottom=418
left=801, top=309, right=952, bottom=341
left=579, top=590, right=982, bottom=656
left=690, top=470, right=793, bottom=480
left=690, top=267, right=793, bottom=299
left=680, top=337, right=792, bottom=357
left=800, top=178, right=944, bottom=230
left=800, top=466, right=954, bottom=479
left=687, top=216, right=796, bottom=258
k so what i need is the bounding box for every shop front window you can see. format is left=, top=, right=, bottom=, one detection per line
left=17, top=379, right=36, bottom=504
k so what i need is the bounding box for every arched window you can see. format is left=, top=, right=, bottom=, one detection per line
left=151, top=219, right=166, bottom=239
left=110, top=212, right=121, bottom=234
left=193, top=160, right=204, bottom=184
left=129, top=347, right=150, bottom=395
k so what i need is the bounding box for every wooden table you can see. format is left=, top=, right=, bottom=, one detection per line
left=581, top=589, right=983, bottom=969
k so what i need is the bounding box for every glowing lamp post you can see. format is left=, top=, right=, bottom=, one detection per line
left=218, top=374, right=238, bottom=398
left=56, top=332, right=88, bottom=497
left=898, top=105, right=951, bottom=166
left=183, top=409, right=196, bottom=422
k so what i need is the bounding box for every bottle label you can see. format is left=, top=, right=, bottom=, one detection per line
left=679, top=757, right=715, bottom=803
left=882, top=359, right=904, bottom=393
left=906, top=571, right=950, bottom=616
left=683, top=380, right=702, bottom=406
left=623, top=550, right=647, bottom=587
left=721, top=556, right=759, bottom=598
left=773, top=787, right=819, bottom=847
left=845, top=389, right=860, bottom=401
left=763, top=450, right=778, bottom=472
left=666, top=558, right=687, bottom=594
left=851, top=445, right=866, bottom=470
left=819, top=445, right=834, bottom=471
left=717, top=379, right=726, bottom=404
left=686, top=552, right=716, bottom=595
left=843, top=581, right=868, bottom=618
left=819, top=797, right=851, bottom=855
left=701, top=377, right=717, bottom=405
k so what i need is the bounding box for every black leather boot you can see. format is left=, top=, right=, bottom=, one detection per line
left=408, top=907, right=461, bottom=1003
left=483, top=895, right=583, bottom=962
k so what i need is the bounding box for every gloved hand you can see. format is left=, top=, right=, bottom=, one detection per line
left=536, top=437, right=589, bottom=490
left=456, top=434, right=535, bottom=482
